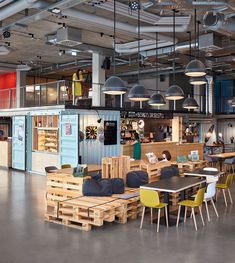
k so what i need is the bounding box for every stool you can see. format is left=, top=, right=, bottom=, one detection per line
left=223, top=157, right=235, bottom=174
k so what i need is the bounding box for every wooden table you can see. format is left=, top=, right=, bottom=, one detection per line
left=52, top=164, right=102, bottom=175
left=184, top=169, right=221, bottom=182
left=141, top=177, right=206, bottom=225
left=209, top=152, right=235, bottom=171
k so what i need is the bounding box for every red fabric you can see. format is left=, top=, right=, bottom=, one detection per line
left=0, top=72, right=16, bottom=89
left=0, top=72, right=16, bottom=109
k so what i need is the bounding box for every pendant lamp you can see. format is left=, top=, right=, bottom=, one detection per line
left=189, top=76, right=207, bottom=85
left=185, top=8, right=206, bottom=77
left=148, top=32, right=166, bottom=107
left=183, top=96, right=199, bottom=110
left=165, top=9, right=184, bottom=103
left=128, top=1, right=149, bottom=102
left=102, top=0, right=127, bottom=95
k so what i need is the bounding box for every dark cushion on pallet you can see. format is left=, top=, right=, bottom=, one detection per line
left=82, top=179, right=113, bottom=196
left=110, top=178, right=125, bottom=194
left=126, top=171, right=149, bottom=188
left=45, top=166, right=58, bottom=173
left=160, top=165, right=179, bottom=180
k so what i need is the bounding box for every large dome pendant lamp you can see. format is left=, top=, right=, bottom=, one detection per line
left=128, top=1, right=150, bottom=107
left=102, top=0, right=127, bottom=95
left=165, top=9, right=184, bottom=109
left=183, top=95, right=199, bottom=110
left=185, top=8, right=206, bottom=77
left=148, top=31, right=166, bottom=107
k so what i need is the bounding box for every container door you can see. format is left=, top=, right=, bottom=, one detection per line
left=12, top=116, right=26, bottom=170
left=60, top=114, right=79, bottom=167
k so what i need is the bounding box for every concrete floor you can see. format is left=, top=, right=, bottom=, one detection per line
left=0, top=169, right=234, bottom=263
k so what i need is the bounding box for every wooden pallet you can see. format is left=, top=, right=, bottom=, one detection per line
left=102, top=156, right=130, bottom=182
left=46, top=173, right=88, bottom=202
left=45, top=189, right=141, bottom=231
left=140, top=161, right=172, bottom=182
left=174, top=160, right=207, bottom=171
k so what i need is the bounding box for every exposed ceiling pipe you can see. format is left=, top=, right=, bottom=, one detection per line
left=0, top=0, right=43, bottom=21
left=62, top=9, right=174, bottom=42
left=203, top=11, right=235, bottom=35
left=0, top=0, right=14, bottom=8
left=138, top=24, right=190, bottom=33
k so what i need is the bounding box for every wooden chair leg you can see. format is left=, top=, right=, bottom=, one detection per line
left=184, top=206, right=187, bottom=223
left=205, top=199, right=210, bottom=222
left=157, top=208, right=161, bottom=233
left=228, top=188, right=233, bottom=204
left=164, top=206, right=169, bottom=228
left=150, top=208, right=153, bottom=224
left=176, top=205, right=181, bottom=227
left=192, top=208, right=198, bottom=231
left=140, top=206, right=145, bottom=229
left=211, top=198, right=219, bottom=217
left=199, top=205, right=205, bottom=226
left=222, top=189, right=228, bottom=207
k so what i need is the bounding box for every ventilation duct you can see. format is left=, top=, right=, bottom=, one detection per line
left=203, top=11, right=235, bottom=36
left=56, top=27, right=82, bottom=47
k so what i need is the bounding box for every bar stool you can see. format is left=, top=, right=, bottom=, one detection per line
left=223, top=157, right=235, bottom=174
left=216, top=174, right=234, bottom=207
left=140, top=189, right=169, bottom=232
left=204, top=155, right=220, bottom=170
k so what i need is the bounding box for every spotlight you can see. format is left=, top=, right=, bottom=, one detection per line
left=50, top=7, right=61, bottom=14
left=97, top=118, right=102, bottom=124
left=129, top=0, right=140, bottom=10
left=71, top=51, right=77, bottom=56
left=59, top=50, right=65, bottom=56
left=28, top=33, right=34, bottom=39
left=3, top=30, right=11, bottom=39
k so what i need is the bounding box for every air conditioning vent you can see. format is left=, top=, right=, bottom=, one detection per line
left=56, top=27, right=82, bottom=47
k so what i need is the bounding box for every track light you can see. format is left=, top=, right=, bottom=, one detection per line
left=3, top=30, right=11, bottom=39
left=59, top=50, right=65, bottom=56
left=129, top=0, right=140, bottom=10
left=28, top=33, right=34, bottom=39
left=50, top=7, right=61, bottom=14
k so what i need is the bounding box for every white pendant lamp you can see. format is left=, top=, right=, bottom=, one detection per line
left=183, top=96, right=199, bottom=110
left=165, top=9, right=184, bottom=104
left=128, top=2, right=149, bottom=102
left=149, top=32, right=166, bottom=107
left=189, top=76, right=207, bottom=85
left=102, top=0, right=127, bottom=95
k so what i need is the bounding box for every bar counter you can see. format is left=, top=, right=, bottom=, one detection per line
left=0, top=140, right=12, bottom=168
left=121, top=142, right=204, bottom=161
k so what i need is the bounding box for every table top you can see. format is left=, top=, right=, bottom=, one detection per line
left=209, top=152, right=235, bottom=159
left=184, top=169, right=220, bottom=177
left=140, top=176, right=206, bottom=193
left=53, top=164, right=101, bottom=174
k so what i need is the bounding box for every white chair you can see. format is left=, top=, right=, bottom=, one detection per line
left=204, top=182, right=219, bottom=222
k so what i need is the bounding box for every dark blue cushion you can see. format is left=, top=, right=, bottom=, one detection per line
left=92, top=171, right=102, bottom=181
left=160, top=165, right=178, bottom=180
left=99, top=179, right=113, bottom=196
left=126, top=171, right=149, bottom=188
left=110, top=178, right=125, bottom=194
left=82, top=179, right=101, bottom=196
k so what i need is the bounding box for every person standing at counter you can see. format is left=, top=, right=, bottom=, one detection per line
left=131, top=132, right=141, bottom=160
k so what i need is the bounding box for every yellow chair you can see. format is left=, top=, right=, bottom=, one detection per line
left=61, top=164, right=72, bottom=169
left=216, top=174, right=233, bottom=207
left=140, top=189, right=168, bottom=233
left=176, top=188, right=206, bottom=231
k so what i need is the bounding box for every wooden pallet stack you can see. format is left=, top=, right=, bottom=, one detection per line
left=45, top=188, right=141, bottom=231
left=102, top=156, right=130, bottom=182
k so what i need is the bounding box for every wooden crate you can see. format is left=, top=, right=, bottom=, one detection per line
left=102, top=156, right=130, bottom=182
left=175, top=160, right=207, bottom=171
left=140, top=161, right=172, bottom=182
left=45, top=189, right=141, bottom=231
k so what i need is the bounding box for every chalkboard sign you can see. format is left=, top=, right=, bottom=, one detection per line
left=104, top=121, right=117, bottom=145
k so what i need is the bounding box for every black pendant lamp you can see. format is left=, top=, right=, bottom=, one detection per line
left=148, top=32, right=166, bottom=107
left=185, top=8, right=206, bottom=77
left=165, top=9, right=184, bottom=102
left=183, top=96, right=199, bottom=110
left=102, top=0, right=127, bottom=95
left=128, top=1, right=149, bottom=102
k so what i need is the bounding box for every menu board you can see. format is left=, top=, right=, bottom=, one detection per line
left=120, top=111, right=173, bottom=119
left=104, top=121, right=117, bottom=145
